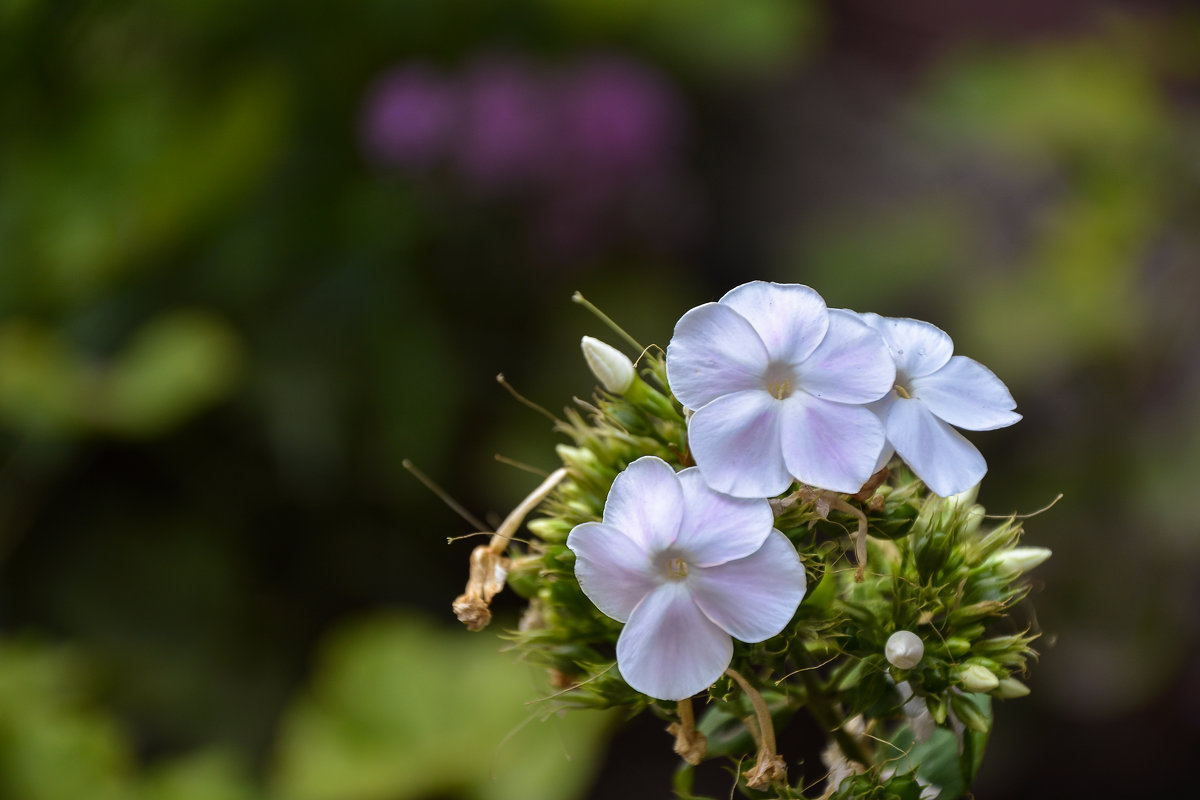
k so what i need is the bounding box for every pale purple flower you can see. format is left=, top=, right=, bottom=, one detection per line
left=859, top=313, right=1020, bottom=497
left=567, top=456, right=805, bottom=701
left=557, top=56, right=684, bottom=179
left=360, top=65, right=457, bottom=169
left=666, top=282, right=896, bottom=498
left=456, top=56, right=553, bottom=193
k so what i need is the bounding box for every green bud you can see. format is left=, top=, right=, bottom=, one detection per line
left=950, top=692, right=991, bottom=734
left=957, top=663, right=1000, bottom=693
left=943, top=637, right=972, bottom=657
left=994, top=677, right=1031, bottom=699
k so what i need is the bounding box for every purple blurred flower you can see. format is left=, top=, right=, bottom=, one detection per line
left=361, top=65, right=457, bottom=169
left=455, top=56, right=554, bottom=193
left=556, top=56, right=685, bottom=179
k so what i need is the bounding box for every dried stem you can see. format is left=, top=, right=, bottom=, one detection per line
left=452, top=468, right=568, bottom=630
left=667, top=697, right=707, bottom=765
left=725, top=668, right=787, bottom=789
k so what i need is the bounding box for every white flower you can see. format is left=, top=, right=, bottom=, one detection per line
left=581, top=335, right=635, bottom=394
left=666, top=282, right=895, bottom=497
left=885, top=630, right=925, bottom=670
left=566, top=456, right=806, bottom=700
left=859, top=313, right=1021, bottom=497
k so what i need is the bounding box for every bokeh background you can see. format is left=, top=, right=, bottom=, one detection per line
left=3, top=1, right=1199, bottom=798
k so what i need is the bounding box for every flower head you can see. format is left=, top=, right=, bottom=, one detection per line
left=666, top=282, right=896, bottom=497
left=567, top=456, right=806, bottom=700
left=360, top=65, right=456, bottom=169
left=859, top=314, right=1020, bottom=497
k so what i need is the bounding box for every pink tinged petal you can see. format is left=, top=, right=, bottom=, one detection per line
left=603, top=456, right=684, bottom=552
left=779, top=395, right=886, bottom=493
left=689, top=530, right=806, bottom=643
left=860, top=313, right=954, bottom=381
left=616, top=581, right=733, bottom=701
left=567, top=521, right=659, bottom=623
left=719, top=281, right=830, bottom=365
left=674, top=468, right=774, bottom=566
left=911, top=355, right=1021, bottom=431
left=686, top=390, right=792, bottom=499
left=886, top=398, right=987, bottom=497
left=666, top=303, right=770, bottom=410
left=796, top=310, right=895, bottom=403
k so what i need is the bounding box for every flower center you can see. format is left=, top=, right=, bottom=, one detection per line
left=664, top=556, right=689, bottom=580
left=894, top=384, right=912, bottom=399
left=762, top=362, right=796, bottom=400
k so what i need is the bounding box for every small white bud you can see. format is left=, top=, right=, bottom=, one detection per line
left=885, top=630, right=925, bottom=670
left=581, top=336, right=635, bottom=394
left=987, top=546, right=1052, bottom=576
left=958, top=663, right=1000, bottom=693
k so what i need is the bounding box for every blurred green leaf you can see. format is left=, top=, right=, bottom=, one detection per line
left=269, top=612, right=613, bottom=800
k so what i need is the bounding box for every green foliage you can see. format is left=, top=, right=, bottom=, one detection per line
left=0, top=639, right=260, bottom=800
left=269, top=612, right=612, bottom=800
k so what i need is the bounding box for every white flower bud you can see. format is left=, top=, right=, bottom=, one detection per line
left=987, top=546, right=1052, bottom=576
left=581, top=336, right=635, bottom=394
left=958, top=663, right=1000, bottom=693
left=885, top=630, right=925, bottom=669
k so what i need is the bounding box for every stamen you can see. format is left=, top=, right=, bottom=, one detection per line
left=767, top=379, right=792, bottom=400
left=666, top=557, right=689, bottom=579
left=894, top=384, right=912, bottom=399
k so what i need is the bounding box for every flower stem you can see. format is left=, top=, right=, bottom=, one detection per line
left=572, top=291, right=645, bottom=353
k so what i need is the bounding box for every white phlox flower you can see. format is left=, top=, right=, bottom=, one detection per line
left=666, top=281, right=896, bottom=498
left=859, top=313, right=1021, bottom=497
left=566, top=456, right=806, bottom=701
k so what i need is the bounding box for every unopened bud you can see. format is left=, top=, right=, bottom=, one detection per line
left=994, top=677, right=1031, bottom=698
left=987, top=546, right=1052, bottom=576
left=885, top=630, right=925, bottom=670
left=957, top=663, right=1000, bottom=693
left=581, top=336, right=635, bottom=394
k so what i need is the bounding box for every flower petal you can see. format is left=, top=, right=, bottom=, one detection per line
left=911, top=356, right=1021, bottom=431
left=568, top=521, right=659, bottom=623
left=602, top=456, right=685, bottom=552
left=886, top=398, right=986, bottom=497
left=689, top=530, right=806, bottom=643
left=720, top=281, right=829, bottom=365
left=674, top=468, right=774, bottom=566
left=666, top=302, right=770, bottom=410
left=797, top=310, right=895, bottom=403
left=687, top=390, right=792, bottom=498
left=860, top=313, right=954, bottom=381
left=616, top=581, right=733, bottom=700
left=779, top=396, right=886, bottom=493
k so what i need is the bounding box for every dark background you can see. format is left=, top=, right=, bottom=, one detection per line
left=2, top=1, right=1199, bottom=798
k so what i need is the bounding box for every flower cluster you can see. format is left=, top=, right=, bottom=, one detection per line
left=667, top=281, right=1019, bottom=499
left=450, top=282, right=1044, bottom=800
left=360, top=53, right=688, bottom=256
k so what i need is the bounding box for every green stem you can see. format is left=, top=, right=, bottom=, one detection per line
left=571, top=291, right=644, bottom=353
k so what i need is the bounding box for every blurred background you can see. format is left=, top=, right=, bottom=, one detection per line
left=2, top=0, right=1199, bottom=798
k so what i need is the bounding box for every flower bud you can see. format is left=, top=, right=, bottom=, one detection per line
left=986, top=546, right=1052, bottom=576
left=957, top=663, right=1000, bottom=693
left=994, top=677, right=1031, bottom=698
left=885, top=630, right=925, bottom=670
left=581, top=336, right=635, bottom=393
